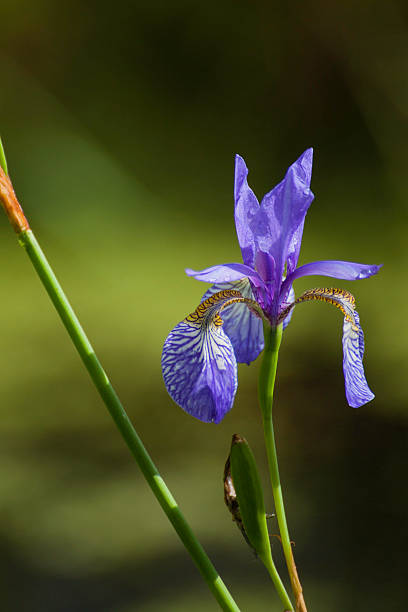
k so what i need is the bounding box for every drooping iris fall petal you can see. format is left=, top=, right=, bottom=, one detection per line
left=342, top=310, right=374, bottom=408
left=291, top=287, right=374, bottom=408
left=162, top=290, right=261, bottom=422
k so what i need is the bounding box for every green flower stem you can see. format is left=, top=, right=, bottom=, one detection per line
left=258, top=323, right=306, bottom=612
left=17, top=229, right=240, bottom=612
left=263, top=556, right=294, bottom=612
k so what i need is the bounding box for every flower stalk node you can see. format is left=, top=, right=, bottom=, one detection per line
left=0, top=166, right=30, bottom=233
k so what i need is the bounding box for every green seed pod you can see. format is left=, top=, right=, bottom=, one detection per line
left=228, top=433, right=273, bottom=565
left=224, top=451, right=257, bottom=554
left=225, top=434, right=294, bottom=610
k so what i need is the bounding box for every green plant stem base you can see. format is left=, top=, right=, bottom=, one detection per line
left=18, top=228, right=240, bottom=612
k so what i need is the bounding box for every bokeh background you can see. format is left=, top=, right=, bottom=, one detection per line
left=0, top=1, right=407, bottom=610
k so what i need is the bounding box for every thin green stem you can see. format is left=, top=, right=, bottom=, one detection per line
left=18, top=229, right=240, bottom=612
left=258, top=323, right=306, bottom=612
left=264, top=553, right=294, bottom=611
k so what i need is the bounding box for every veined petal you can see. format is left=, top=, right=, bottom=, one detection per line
left=201, top=279, right=264, bottom=364
left=282, top=260, right=382, bottom=298
left=162, top=290, right=257, bottom=423
left=280, top=287, right=374, bottom=408
left=234, top=154, right=260, bottom=267
left=342, top=310, right=374, bottom=408
left=186, top=262, right=265, bottom=287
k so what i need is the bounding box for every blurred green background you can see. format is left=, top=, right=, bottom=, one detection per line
left=0, top=1, right=406, bottom=610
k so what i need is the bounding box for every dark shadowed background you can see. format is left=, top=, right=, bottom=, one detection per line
left=0, top=1, right=406, bottom=610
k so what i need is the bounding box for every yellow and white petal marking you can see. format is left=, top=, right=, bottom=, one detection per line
left=162, top=290, right=261, bottom=423
left=201, top=279, right=264, bottom=364
left=280, top=287, right=374, bottom=408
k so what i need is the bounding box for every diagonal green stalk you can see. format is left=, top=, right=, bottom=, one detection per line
left=16, top=228, right=241, bottom=612
left=0, top=141, right=240, bottom=611
left=258, top=323, right=307, bottom=612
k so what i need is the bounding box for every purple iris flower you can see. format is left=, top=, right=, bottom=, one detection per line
left=162, top=149, right=381, bottom=423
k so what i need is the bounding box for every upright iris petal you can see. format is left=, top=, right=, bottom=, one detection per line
left=258, top=148, right=314, bottom=288
left=234, top=155, right=260, bottom=267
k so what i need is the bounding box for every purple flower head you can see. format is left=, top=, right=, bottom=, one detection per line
left=162, top=150, right=381, bottom=423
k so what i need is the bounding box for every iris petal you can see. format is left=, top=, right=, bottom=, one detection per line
left=285, top=287, right=374, bottom=408
left=234, top=154, right=260, bottom=267
left=255, top=250, right=276, bottom=285
left=201, top=279, right=264, bottom=364
left=162, top=290, right=252, bottom=423
left=258, top=148, right=314, bottom=286
left=286, top=218, right=305, bottom=276
left=281, top=285, right=295, bottom=330
left=186, top=262, right=265, bottom=287
left=342, top=310, right=374, bottom=408
left=283, top=260, right=381, bottom=291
